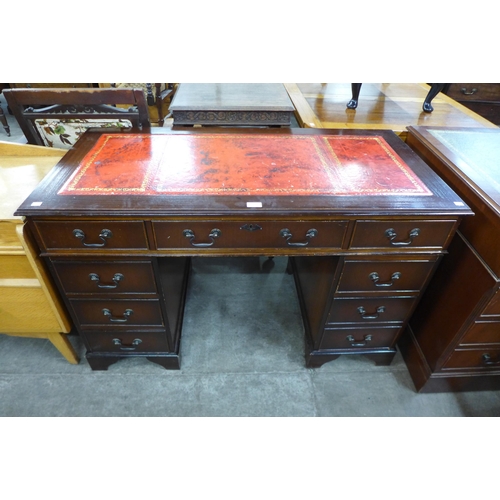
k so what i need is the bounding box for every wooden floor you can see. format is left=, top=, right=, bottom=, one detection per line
left=284, top=83, right=498, bottom=140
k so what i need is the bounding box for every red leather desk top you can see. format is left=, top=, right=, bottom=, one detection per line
left=58, top=133, right=432, bottom=197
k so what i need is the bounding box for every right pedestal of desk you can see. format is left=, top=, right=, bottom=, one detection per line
left=400, top=126, right=500, bottom=392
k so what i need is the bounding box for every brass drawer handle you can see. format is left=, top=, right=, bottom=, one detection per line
left=369, top=271, right=401, bottom=287
left=73, top=228, right=112, bottom=247
left=482, top=353, right=500, bottom=366
left=346, top=334, right=373, bottom=347
left=280, top=228, right=318, bottom=247
left=357, top=305, right=385, bottom=319
left=102, top=308, right=133, bottom=323
left=385, top=228, right=420, bottom=246
left=461, top=87, right=478, bottom=95
left=183, top=228, right=221, bottom=247
left=112, top=338, right=142, bottom=351
left=89, top=272, right=124, bottom=289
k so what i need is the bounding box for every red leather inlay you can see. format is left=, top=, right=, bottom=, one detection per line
left=58, top=134, right=432, bottom=196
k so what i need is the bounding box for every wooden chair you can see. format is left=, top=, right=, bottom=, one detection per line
left=107, top=83, right=177, bottom=126
left=3, top=87, right=150, bottom=148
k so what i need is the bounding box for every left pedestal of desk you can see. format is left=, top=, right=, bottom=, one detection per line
left=46, top=252, right=190, bottom=370
left=0, top=142, right=79, bottom=363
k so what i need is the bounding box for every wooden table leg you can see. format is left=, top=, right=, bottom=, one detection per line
left=423, top=83, right=446, bottom=112
left=347, top=83, right=362, bottom=109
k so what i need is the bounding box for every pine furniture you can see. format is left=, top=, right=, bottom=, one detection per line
left=0, top=141, right=78, bottom=363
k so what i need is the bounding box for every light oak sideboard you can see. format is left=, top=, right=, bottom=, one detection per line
left=0, top=141, right=78, bottom=363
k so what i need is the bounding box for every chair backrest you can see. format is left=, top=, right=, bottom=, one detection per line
left=3, top=88, right=150, bottom=148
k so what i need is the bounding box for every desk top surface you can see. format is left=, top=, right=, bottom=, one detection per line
left=407, top=126, right=500, bottom=215
left=169, top=83, right=295, bottom=112
left=15, top=128, right=470, bottom=218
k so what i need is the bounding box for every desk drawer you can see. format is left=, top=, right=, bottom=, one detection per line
left=84, top=330, right=169, bottom=353
left=336, top=258, right=437, bottom=293
left=0, top=222, right=23, bottom=252
left=349, top=220, right=456, bottom=250
left=320, top=326, right=400, bottom=350
left=459, top=322, right=500, bottom=346
left=0, top=255, right=36, bottom=279
left=327, top=297, right=416, bottom=325
left=70, top=299, right=164, bottom=328
left=0, top=285, right=61, bottom=332
left=446, top=83, right=500, bottom=102
left=153, top=220, right=348, bottom=250
left=34, top=221, right=149, bottom=250
left=52, top=260, right=157, bottom=294
left=481, top=290, right=500, bottom=317
left=443, top=347, right=500, bottom=370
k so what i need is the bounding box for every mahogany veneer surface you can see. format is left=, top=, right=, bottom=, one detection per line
left=15, top=128, right=471, bottom=372
left=401, top=126, right=500, bottom=392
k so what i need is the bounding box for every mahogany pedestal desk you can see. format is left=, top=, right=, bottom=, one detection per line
left=400, top=126, right=500, bottom=392
left=0, top=141, right=78, bottom=364
left=15, top=128, right=470, bottom=371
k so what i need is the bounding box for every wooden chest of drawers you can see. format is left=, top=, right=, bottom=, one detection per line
left=15, top=128, right=471, bottom=371
left=0, top=142, right=78, bottom=363
left=401, top=126, right=500, bottom=392
left=444, top=83, right=500, bottom=125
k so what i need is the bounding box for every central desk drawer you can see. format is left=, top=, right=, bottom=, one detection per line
left=70, top=299, right=164, bottom=328
left=349, top=220, right=456, bottom=250
left=327, top=297, right=417, bottom=324
left=34, top=221, right=149, bottom=250
left=152, top=220, right=348, bottom=250
left=52, top=260, right=157, bottom=294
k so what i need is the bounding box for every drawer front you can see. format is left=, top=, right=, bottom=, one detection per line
left=0, top=255, right=36, bottom=279
left=52, top=260, right=157, bottom=294
left=443, top=348, right=500, bottom=370
left=349, top=220, right=456, bottom=250
left=336, top=259, right=437, bottom=293
left=34, top=221, right=149, bottom=250
left=327, top=297, right=417, bottom=324
left=70, top=299, right=164, bottom=328
left=446, top=83, right=500, bottom=102
left=84, top=330, right=169, bottom=353
left=153, top=220, right=348, bottom=250
left=0, top=221, right=23, bottom=252
left=481, top=290, right=500, bottom=317
left=459, top=322, right=500, bottom=346
left=0, top=286, right=61, bottom=332
left=319, top=326, right=401, bottom=350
